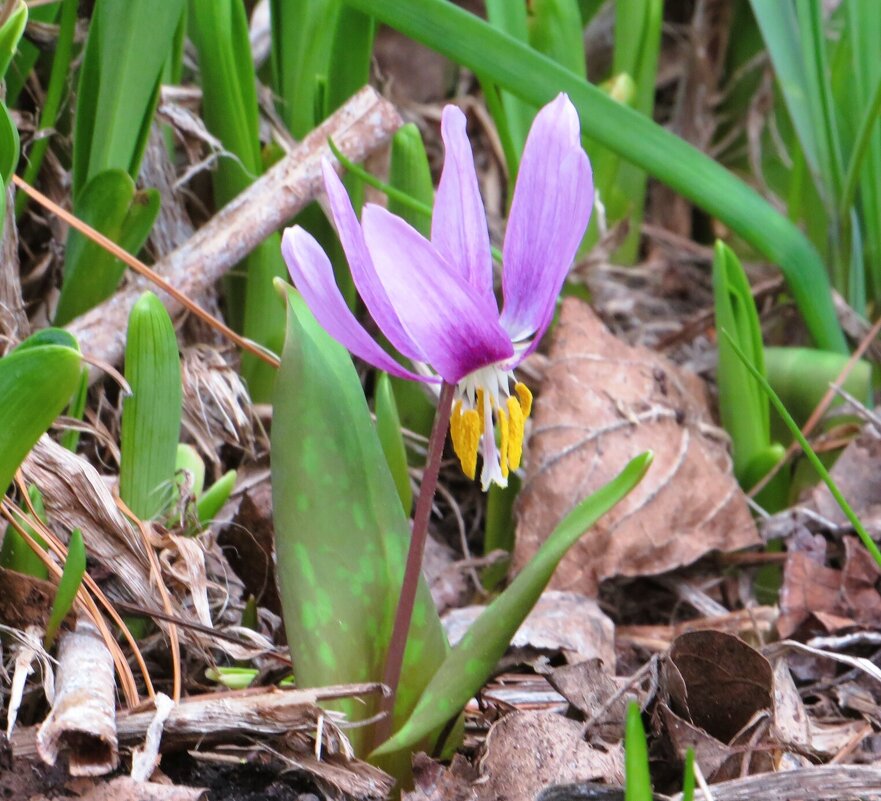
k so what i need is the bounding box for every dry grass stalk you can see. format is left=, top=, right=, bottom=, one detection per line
left=0, top=494, right=144, bottom=706
left=36, top=619, right=118, bottom=776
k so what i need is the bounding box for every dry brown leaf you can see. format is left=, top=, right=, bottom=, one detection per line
left=546, top=659, right=632, bottom=740
left=0, top=567, right=70, bottom=631
left=659, top=631, right=775, bottom=781
left=477, top=710, right=623, bottom=801
left=406, top=753, right=478, bottom=801
left=514, top=300, right=758, bottom=595
left=443, top=591, right=615, bottom=668
left=811, top=422, right=881, bottom=534
left=665, top=630, right=773, bottom=743
left=778, top=536, right=881, bottom=638
left=770, top=658, right=812, bottom=758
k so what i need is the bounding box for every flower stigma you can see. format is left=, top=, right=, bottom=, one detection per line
left=448, top=364, right=533, bottom=490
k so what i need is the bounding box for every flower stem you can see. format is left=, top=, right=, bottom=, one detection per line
left=374, top=380, right=455, bottom=749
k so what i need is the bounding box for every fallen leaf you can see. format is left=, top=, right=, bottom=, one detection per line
left=665, top=630, right=773, bottom=744
left=514, top=300, right=759, bottom=595
left=546, top=659, right=631, bottom=740
left=442, top=591, right=616, bottom=668
left=405, top=753, right=478, bottom=801
left=811, top=423, right=881, bottom=534
left=778, top=536, right=881, bottom=638
left=477, top=711, right=624, bottom=801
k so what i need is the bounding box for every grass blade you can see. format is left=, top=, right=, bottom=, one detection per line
left=44, top=528, right=85, bottom=649
left=625, top=701, right=653, bottom=801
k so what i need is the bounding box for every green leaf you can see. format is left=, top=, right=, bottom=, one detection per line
left=373, top=451, right=652, bottom=757
left=324, top=5, right=375, bottom=116
left=119, top=292, right=183, bottom=520
left=272, top=286, right=448, bottom=758
left=342, top=0, right=846, bottom=353
left=624, top=701, right=653, bottom=801
left=712, top=240, right=769, bottom=482
left=527, top=0, right=586, bottom=79
left=196, top=469, right=236, bottom=525
left=72, top=0, right=185, bottom=196
left=0, top=102, right=20, bottom=186
left=482, top=476, right=519, bottom=591
left=16, top=0, right=78, bottom=218
left=485, top=0, right=533, bottom=164
left=681, top=747, right=696, bottom=801
left=388, top=123, right=434, bottom=237
left=0, top=1, right=27, bottom=80
left=6, top=0, right=55, bottom=107
left=764, top=346, right=871, bottom=431
left=374, top=374, right=412, bottom=516
left=60, top=367, right=90, bottom=453
left=173, top=443, right=205, bottom=520
left=270, top=0, right=339, bottom=137
left=44, top=528, right=86, bottom=650
left=55, top=170, right=160, bottom=325
left=0, top=484, right=48, bottom=579
left=0, top=336, right=82, bottom=494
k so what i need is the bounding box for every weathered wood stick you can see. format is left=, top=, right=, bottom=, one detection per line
left=36, top=620, right=118, bottom=776
left=14, top=683, right=384, bottom=754
left=65, top=86, right=402, bottom=374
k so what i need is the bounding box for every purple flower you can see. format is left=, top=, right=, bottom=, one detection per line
left=282, top=93, right=593, bottom=489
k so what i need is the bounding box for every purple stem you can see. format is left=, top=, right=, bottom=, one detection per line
left=374, top=380, right=455, bottom=748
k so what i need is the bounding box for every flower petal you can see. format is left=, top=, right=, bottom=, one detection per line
left=281, top=226, right=437, bottom=383
left=432, top=105, right=495, bottom=303
left=361, top=205, right=514, bottom=384
left=321, top=160, right=428, bottom=363
left=499, top=93, right=594, bottom=343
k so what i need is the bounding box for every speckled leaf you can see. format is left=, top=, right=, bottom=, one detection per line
left=373, top=451, right=652, bottom=757
left=271, top=288, right=448, bottom=757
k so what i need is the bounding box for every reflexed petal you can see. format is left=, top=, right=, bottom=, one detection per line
left=362, top=205, right=514, bottom=384
left=321, top=160, right=428, bottom=363
left=432, top=106, right=494, bottom=303
left=499, top=94, right=594, bottom=343
left=281, top=226, right=437, bottom=383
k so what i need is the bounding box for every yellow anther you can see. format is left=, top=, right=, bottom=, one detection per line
left=459, top=409, right=481, bottom=479
left=476, top=388, right=486, bottom=428
left=506, top=395, right=525, bottom=470
left=514, top=382, right=533, bottom=418
left=498, top=406, right=510, bottom=478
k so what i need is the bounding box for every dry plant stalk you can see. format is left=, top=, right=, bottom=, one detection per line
left=36, top=619, right=118, bottom=776
left=58, top=85, right=402, bottom=378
